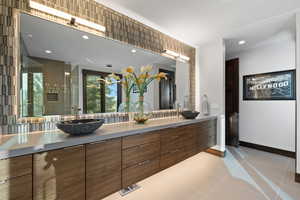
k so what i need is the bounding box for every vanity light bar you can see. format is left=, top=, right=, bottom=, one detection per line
left=179, top=54, right=190, bottom=61
left=163, top=49, right=190, bottom=61
left=29, top=1, right=106, bottom=32
left=163, top=50, right=180, bottom=57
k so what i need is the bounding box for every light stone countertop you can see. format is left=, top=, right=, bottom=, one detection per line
left=0, top=115, right=217, bottom=160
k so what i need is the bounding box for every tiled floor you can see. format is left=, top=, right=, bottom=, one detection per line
left=104, top=146, right=300, bottom=200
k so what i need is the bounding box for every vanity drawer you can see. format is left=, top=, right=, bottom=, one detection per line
left=87, top=172, right=121, bottom=200
left=161, top=128, right=196, bottom=154
left=184, top=144, right=198, bottom=159
left=86, top=138, right=122, bottom=200
left=160, top=147, right=186, bottom=170
left=123, top=141, right=160, bottom=169
left=207, top=134, right=217, bottom=147
left=0, top=155, right=32, bottom=181
left=160, top=141, right=198, bottom=171
left=198, top=128, right=215, bottom=140
left=198, top=133, right=217, bottom=151
left=160, top=124, right=197, bottom=141
left=198, top=129, right=216, bottom=151
left=122, top=132, right=160, bottom=149
left=33, top=145, right=86, bottom=200
left=197, top=120, right=217, bottom=131
left=87, top=138, right=122, bottom=172
left=0, top=174, right=32, bottom=200
left=122, top=158, right=159, bottom=187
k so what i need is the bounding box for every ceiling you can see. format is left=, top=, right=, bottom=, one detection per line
left=225, top=14, right=296, bottom=58
left=20, top=14, right=175, bottom=72
left=96, top=0, right=300, bottom=49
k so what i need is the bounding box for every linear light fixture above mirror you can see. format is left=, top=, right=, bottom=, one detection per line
left=179, top=54, right=190, bottom=61
left=29, top=1, right=106, bottom=32
left=163, top=49, right=190, bottom=62
left=163, top=49, right=180, bottom=57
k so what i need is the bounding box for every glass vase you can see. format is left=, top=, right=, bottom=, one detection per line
left=133, top=96, right=151, bottom=124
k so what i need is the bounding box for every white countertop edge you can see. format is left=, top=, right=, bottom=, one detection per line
left=0, top=115, right=218, bottom=160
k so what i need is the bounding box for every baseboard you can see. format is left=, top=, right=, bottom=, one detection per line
left=239, top=141, right=296, bottom=158
left=206, top=148, right=226, bottom=157
left=296, top=173, right=300, bottom=183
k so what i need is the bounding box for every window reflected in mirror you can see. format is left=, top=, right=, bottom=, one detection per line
left=83, top=70, right=121, bottom=114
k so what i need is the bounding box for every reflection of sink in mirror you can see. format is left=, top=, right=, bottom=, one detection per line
left=56, top=119, right=105, bottom=136
left=19, top=13, right=190, bottom=118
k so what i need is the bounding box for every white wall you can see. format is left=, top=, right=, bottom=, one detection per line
left=198, top=38, right=226, bottom=152
left=198, top=39, right=226, bottom=115
left=296, top=13, right=300, bottom=174
left=232, top=38, right=296, bottom=152
left=176, top=61, right=190, bottom=108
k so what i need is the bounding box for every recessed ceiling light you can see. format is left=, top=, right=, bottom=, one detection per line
left=82, top=35, right=89, bottom=40
left=86, top=58, right=94, bottom=63
left=45, top=50, right=52, bottom=54
left=131, top=49, right=137, bottom=53
left=238, top=40, right=246, bottom=45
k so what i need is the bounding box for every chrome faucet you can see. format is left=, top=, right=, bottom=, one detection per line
left=176, top=102, right=181, bottom=118
left=71, top=106, right=81, bottom=120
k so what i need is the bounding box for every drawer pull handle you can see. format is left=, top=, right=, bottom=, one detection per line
left=138, top=160, right=151, bottom=166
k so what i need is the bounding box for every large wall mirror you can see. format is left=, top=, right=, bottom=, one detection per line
left=19, top=13, right=190, bottom=118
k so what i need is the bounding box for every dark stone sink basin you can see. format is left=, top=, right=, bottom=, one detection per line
left=181, top=111, right=200, bottom=119
left=56, top=119, right=105, bottom=136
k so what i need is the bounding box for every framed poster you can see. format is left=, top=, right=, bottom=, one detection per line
left=243, top=70, right=296, bottom=100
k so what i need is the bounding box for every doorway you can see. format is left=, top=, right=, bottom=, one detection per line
left=159, top=69, right=176, bottom=109
left=225, top=58, right=239, bottom=146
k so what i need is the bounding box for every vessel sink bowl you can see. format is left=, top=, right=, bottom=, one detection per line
left=56, top=119, right=105, bottom=136
left=181, top=111, right=200, bottom=119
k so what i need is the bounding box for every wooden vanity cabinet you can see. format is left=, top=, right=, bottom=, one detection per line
left=197, top=120, right=217, bottom=152
left=122, top=158, right=160, bottom=187
left=86, top=138, right=122, bottom=200
left=0, top=155, right=33, bottom=200
left=0, top=119, right=217, bottom=200
left=122, top=132, right=160, bottom=149
left=33, top=145, right=85, bottom=200
left=122, top=132, right=160, bottom=187
left=160, top=125, right=198, bottom=170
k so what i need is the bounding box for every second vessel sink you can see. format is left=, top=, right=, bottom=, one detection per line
left=181, top=111, right=200, bottom=119
left=56, top=119, right=105, bottom=136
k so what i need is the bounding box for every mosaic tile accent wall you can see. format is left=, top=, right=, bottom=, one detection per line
left=0, top=0, right=196, bottom=134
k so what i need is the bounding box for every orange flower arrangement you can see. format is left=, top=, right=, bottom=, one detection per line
left=125, top=65, right=167, bottom=123
left=106, top=65, right=168, bottom=123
